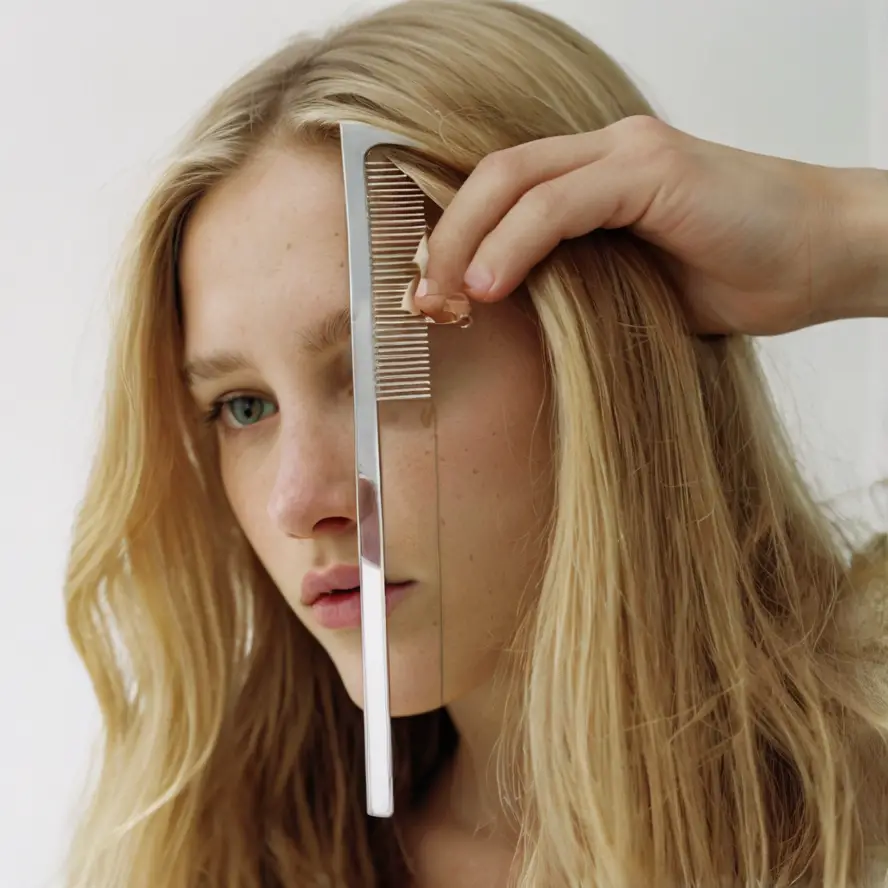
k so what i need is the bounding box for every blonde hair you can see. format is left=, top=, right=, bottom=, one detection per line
left=64, top=1, right=888, bottom=885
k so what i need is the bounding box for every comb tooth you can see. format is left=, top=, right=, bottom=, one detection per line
left=365, top=160, right=432, bottom=402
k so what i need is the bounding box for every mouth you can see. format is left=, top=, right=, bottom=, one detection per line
left=301, top=565, right=415, bottom=630
left=309, top=581, right=415, bottom=630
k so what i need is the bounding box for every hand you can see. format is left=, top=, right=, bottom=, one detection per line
left=417, top=116, right=888, bottom=335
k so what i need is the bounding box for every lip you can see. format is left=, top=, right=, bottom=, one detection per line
left=309, top=581, right=415, bottom=630
left=301, top=563, right=415, bottom=611
left=301, top=564, right=365, bottom=606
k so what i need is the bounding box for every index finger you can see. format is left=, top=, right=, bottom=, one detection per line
left=424, top=130, right=613, bottom=301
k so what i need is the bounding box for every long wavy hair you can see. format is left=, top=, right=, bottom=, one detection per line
left=63, top=1, right=888, bottom=885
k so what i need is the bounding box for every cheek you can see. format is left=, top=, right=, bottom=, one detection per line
left=217, top=442, right=275, bottom=547
left=436, top=347, right=553, bottom=589
left=372, top=401, right=448, bottom=577
left=441, top=385, right=550, bottom=531
left=428, top=331, right=553, bottom=700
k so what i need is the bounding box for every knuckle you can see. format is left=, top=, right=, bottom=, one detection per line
left=427, top=216, right=464, bottom=262
left=617, top=114, right=673, bottom=154
left=614, top=116, right=689, bottom=179
left=474, top=145, right=529, bottom=188
left=426, top=223, right=451, bottom=259
left=519, top=179, right=561, bottom=221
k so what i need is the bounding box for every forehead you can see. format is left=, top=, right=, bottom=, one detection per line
left=178, top=144, right=349, bottom=359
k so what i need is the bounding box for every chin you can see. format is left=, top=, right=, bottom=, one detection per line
left=330, top=644, right=452, bottom=717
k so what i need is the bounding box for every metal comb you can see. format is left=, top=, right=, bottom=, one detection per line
left=340, top=121, right=431, bottom=818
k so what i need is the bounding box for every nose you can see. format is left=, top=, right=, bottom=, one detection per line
left=267, top=415, right=356, bottom=539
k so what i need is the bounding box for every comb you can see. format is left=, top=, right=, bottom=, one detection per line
left=339, top=122, right=431, bottom=818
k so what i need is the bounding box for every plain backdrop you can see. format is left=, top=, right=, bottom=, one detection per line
left=1, top=1, right=886, bottom=885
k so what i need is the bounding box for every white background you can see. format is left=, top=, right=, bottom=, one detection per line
left=0, top=1, right=885, bottom=886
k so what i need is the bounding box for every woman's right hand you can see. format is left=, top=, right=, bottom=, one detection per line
left=418, top=116, right=888, bottom=335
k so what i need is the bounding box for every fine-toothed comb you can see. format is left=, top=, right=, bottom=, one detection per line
left=339, top=121, right=437, bottom=818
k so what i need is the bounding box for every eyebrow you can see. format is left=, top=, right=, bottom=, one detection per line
left=183, top=306, right=352, bottom=387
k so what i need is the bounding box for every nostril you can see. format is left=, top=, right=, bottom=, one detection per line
left=313, top=516, right=353, bottom=535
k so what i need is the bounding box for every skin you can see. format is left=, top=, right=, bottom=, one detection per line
left=177, top=124, right=887, bottom=886
left=406, top=121, right=888, bottom=881
left=419, top=116, right=888, bottom=335
left=178, top=145, right=553, bottom=864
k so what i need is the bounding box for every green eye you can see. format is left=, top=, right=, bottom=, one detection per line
left=223, top=396, right=277, bottom=428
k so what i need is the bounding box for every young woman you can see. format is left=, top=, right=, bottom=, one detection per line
left=63, top=1, right=888, bottom=885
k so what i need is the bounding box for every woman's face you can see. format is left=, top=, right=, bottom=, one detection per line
left=179, top=143, right=553, bottom=715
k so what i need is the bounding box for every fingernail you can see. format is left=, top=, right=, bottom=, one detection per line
left=415, top=278, right=438, bottom=304
left=464, top=264, right=493, bottom=294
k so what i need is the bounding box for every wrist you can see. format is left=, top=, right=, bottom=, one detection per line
left=824, top=167, right=888, bottom=322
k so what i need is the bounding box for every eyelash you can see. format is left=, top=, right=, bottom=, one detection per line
left=200, top=371, right=353, bottom=431
left=201, top=395, right=276, bottom=431
left=201, top=400, right=225, bottom=426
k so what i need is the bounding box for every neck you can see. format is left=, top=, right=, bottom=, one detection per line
left=435, top=671, right=520, bottom=844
